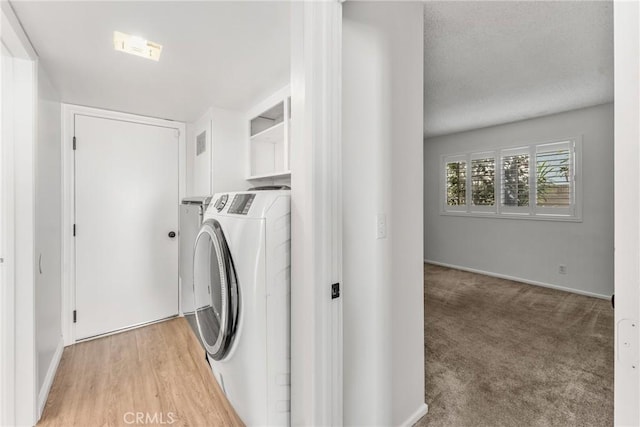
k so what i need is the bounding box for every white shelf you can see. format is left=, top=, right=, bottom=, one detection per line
left=247, top=171, right=291, bottom=180
left=250, top=121, right=285, bottom=144
left=246, top=86, right=291, bottom=180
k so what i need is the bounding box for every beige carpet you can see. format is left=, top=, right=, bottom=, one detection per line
left=417, top=263, right=613, bottom=427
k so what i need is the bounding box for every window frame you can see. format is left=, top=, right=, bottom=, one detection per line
left=469, top=151, right=497, bottom=214
left=440, top=137, right=582, bottom=222
left=533, top=141, right=575, bottom=217
left=499, top=146, right=532, bottom=216
left=442, top=154, right=469, bottom=212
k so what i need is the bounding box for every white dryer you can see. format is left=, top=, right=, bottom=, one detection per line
left=193, top=189, right=291, bottom=426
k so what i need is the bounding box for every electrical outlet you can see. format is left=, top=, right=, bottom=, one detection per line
left=376, top=214, right=387, bottom=239
left=559, top=265, right=567, bottom=275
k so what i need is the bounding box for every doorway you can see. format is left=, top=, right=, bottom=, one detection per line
left=63, top=105, right=186, bottom=343
left=421, top=1, right=615, bottom=425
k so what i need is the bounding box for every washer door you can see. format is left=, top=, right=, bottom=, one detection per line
left=193, top=219, right=239, bottom=360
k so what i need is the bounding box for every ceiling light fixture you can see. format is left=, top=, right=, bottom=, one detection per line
left=113, top=31, right=162, bottom=61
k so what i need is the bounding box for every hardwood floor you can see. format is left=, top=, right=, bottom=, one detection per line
left=38, top=317, right=243, bottom=427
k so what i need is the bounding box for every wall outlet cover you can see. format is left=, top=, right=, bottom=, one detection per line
left=376, top=214, right=387, bottom=239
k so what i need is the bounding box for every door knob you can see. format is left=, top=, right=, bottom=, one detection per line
left=168, top=231, right=176, bottom=238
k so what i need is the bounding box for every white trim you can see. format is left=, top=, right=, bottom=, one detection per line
left=61, top=105, right=72, bottom=346
left=440, top=210, right=582, bottom=223
left=425, top=260, right=609, bottom=300
left=0, top=2, right=37, bottom=60
left=1, top=43, right=17, bottom=427
left=1, top=4, right=39, bottom=425
left=75, top=315, right=178, bottom=344
left=613, top=1, right=640, bottom=425
left=399, top=403, right=429, bottom=427
left=12, top=53, right=38, bottom=427
left=37, top=337, right=63, bottom=419
left=61, top=103, right=186, bottom=345
left=290, top=2, right=343, bottom=425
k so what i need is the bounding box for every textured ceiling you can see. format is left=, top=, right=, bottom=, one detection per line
left=11, top=1, right=613, bottom=132
left=11, top=1, right=290, bottom=122
left=423, top=1, right=613, bottom=138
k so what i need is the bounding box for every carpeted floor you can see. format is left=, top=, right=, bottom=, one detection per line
left=416, top=263, right=613, bottom=427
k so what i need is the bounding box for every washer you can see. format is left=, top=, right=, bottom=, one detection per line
left=193, top=189, right=291, bottom=426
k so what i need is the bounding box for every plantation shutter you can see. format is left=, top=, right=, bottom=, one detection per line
left=470, top=152, right=496, bottom=212
left=534, top=141, right=575, bottom=216
left=444, top=155, right=467, bottom=212
left=500, top=147, right=530, bottom=214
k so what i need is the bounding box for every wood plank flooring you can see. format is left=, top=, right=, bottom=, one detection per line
left=38, top=317, right=243, bottom=427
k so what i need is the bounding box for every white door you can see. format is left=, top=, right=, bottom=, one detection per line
left=74, top=115, right=179, bottom=340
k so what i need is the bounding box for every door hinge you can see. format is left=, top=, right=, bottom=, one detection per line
left=73, top=310, right=77, bottom=323
left=618, top=319, right=639, bottom=369
left=73, top=136, right=76, bottom=150
left=73, top=224, right=76, bottom=236
left=331, top=282, right=340, bottom=299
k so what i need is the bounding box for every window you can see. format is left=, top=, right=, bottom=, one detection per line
left=441, top=138, right=580, bottom=220
left=501, top=148, right=530, bottom=211
left=535, top=142, right=572, bottom=213
left=471, top=154, right=496, bottom=209
left=445, top=157, right=466, bottom=209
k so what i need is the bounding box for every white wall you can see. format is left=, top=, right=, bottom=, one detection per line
left=11, top=56, right=38, bottom=427
left=186, top=106, right=247, bottom=197
left=35, top=63, right=63, bottom=414
left=187, top=110, right=213, bottom=196
left=210, top=108, right=250, bottom=194
left=343, top=3, right=426, bottom=425
left=424, top=103, right=614, bottom=298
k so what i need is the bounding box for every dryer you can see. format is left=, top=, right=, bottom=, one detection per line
left=193, top=189, right=291, bottom=426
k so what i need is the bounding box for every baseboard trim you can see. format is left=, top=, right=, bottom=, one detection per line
left=75, top=314, right=179, bottom=344
left=424, top=260, right=609, bottom=300
left=37, top=337, right=64, bottom=419
left=399, top=403, right=429, bottom=427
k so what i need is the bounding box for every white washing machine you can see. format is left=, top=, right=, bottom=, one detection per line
left=193, top=189, right=291, bottom=426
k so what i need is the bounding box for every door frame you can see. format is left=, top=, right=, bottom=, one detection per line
left=1, top=2, right=39, bottom=425
left=289, top=2, right=343, bottom=425
left=61, top=104, right=186, bottom=345
left=613, top=1, right=640, bottom=425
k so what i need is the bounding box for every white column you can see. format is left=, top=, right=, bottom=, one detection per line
left=343, top=2, right=426, bottom=425
left=614, top=1, right=640, bottom=425
left=290, top=1, right=343, bottom=426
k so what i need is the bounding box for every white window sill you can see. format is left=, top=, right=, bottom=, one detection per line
left=440, top=210, right=583, bottom=223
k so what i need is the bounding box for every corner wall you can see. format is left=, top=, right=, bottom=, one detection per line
left=185, top=106, right=247, bottom=197
left=35, top=62, right=63, bottom=417
left=343, top=2, right=426, bottom=425
left=424, top=103, right=614, bottom=297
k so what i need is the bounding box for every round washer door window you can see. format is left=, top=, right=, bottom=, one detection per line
left=193, top=219, right=239, bottom=360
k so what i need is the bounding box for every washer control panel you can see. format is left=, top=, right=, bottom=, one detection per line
left=228, top=194, right=256, bottom=215
left=214, top=194, right=229, bottom=212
